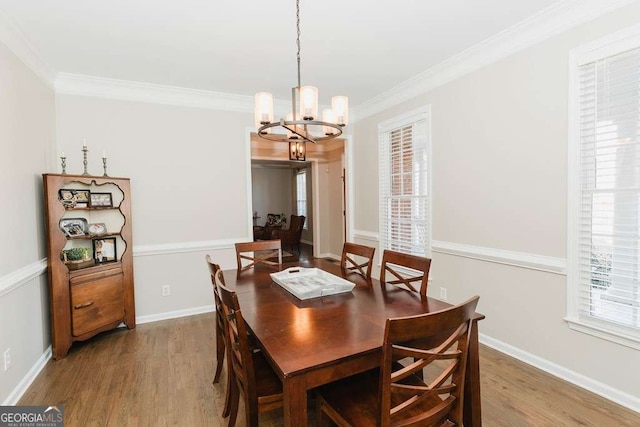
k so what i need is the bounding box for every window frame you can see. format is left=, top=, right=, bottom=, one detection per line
left=566, top=23, right=640, bottom=350
left=295, top=168, right=308, bottom=230
left=378, top=106, right=432, bottom=263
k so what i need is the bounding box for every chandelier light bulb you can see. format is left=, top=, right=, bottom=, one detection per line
left=255, top=92, right=274, bottom=125
left=322, top=108, right=336, bottom=136
left=331, top=96, right=349, bottom=126
left=299, top=86, right=318, bottom=120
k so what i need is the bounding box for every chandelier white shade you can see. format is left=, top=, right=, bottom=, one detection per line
left=254, top=0, right=348, bottom=158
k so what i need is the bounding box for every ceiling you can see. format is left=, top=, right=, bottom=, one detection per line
left=0, top=0, right=565, bottom=107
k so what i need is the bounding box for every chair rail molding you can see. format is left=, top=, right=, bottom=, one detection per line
left=0, top=259, right=48, bottom=297
left=431, top=240, right=566, bottom=275
left=133, top=238, right=243, bottom=257
left=352, top=0, right=636, bottom=121
left=352, top=229, right=379, bottom=243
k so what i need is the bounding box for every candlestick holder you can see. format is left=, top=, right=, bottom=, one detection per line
left=61, top=156, right=67, bottom=174
left=102, top=157, right=108, bottom=177
left=82, top=145, right=89, bottom=175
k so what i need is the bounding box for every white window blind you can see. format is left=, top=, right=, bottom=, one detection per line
left=570, top=36, right=640, bottom=344
left=296, top=169, right=307, bottom=229
left=379, top=108, right=430, bottom=257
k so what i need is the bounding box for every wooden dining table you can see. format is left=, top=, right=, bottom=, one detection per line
left=222, top=258, right=484, bottom=426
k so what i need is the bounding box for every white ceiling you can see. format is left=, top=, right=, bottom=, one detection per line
left=0, top=0, right=565, bottom=106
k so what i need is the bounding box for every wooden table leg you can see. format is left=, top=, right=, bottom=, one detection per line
left=283, top=375, right=307, bottom=427
left=464, top=320, right=482, bottom=426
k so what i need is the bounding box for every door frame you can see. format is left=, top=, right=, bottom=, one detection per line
left=245, top=128, right=354, bottom=258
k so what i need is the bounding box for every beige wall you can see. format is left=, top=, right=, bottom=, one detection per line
left=0, top=42, right=56, bottom=403
left=251, top=166, right=293, bottom=225
left=55, top=95, right=253, bottom=319
left=351, top=2, right=640, bottom=403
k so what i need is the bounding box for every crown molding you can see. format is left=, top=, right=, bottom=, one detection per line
left=352, top=0, right=636, bottom=121
left=0, top=9, right=56, bottom=89
left=55, top=73, right=294, bottom=115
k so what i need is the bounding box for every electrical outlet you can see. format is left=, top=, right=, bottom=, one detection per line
left=161, top=285, right=170, bottom=297
left=3, top=348, right=11, bottom=371
left=439, top=287, right=447, bottom=301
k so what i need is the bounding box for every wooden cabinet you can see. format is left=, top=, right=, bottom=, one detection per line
left=43, top=173, right=135, bottom=359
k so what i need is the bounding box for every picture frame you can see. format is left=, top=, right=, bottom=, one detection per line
left=74, top=190, right=90, bottom=208
left=59, top=218, right=88, bottom=237
left=90, top=192, right=113, bottom=208
left=88, top=223, right=107, bottom=236
left=93, top=237, right=117, bottom=263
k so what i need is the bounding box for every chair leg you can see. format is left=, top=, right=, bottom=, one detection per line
left=227, top=377, right=239, bottom=427
left=221, top=347, right=232, bottom=417
left=213, top=322, right=225, bottom=384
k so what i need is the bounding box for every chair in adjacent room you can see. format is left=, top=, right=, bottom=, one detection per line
left=316, top=295, right=480, bottom=427
left=216, top=273, right=284, bottom=427
left=340, top=242, right=376, bottom=279
left=235, top=240, right=282, bottom=272
left=272, top=214, right=305, bottom=253
left=205, top=255, right=232, bottom=417
left=252, top=213, right=287, bottom=241
left=380, top=249, right=432, bottom=297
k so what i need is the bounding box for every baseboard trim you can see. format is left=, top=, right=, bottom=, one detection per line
left=136, top=304, right=215, bottom=325
left=317, top=253, right=340, bottom=261
left=479, top=333, right=640, bottom=414
left=432, top=240, right=566, bottom=275
left=2, top=346, right=52, bottom=405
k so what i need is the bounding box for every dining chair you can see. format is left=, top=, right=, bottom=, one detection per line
left=380, top=249, right=432, bottom=297
left=316, top=295, right=480, bottom=427
left=216, top=272, right=284, bottom=427
left=205, top=255, right=232, bottom=418
left=235, top=239, right=282, bottom=272
left=340, top=242, right=376, bottom=279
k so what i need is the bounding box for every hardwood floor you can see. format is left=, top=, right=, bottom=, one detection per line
left=20, top=314, right=640, bottom=426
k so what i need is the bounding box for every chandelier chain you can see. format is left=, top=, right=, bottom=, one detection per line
left=296, top=0, right=301, bottom=87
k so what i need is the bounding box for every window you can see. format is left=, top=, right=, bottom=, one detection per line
left=296, top=169, right=307, bottom=229
left=379, top=107, right=430, bottom=257
left=568, top=26, right=640, bottom=348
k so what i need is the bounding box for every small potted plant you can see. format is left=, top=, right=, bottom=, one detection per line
left=62, top=247, right=92, bottom=269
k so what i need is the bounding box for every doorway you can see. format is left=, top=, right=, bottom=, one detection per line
left=248, top=133, right=348, bottom=259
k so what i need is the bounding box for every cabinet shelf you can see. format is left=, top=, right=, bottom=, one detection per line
left=65, top=232, right=121, bottom=240
left=64, top=206, right=120, bottom=211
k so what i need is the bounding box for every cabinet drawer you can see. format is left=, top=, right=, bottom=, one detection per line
left=70, top=269, right=124, bottom=337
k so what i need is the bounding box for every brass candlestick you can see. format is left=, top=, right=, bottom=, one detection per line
left=102, top=157, right=108, bottom=177
left=61, top=155, right=67, bottom=174
left=82, top=145, right=89, bottom=175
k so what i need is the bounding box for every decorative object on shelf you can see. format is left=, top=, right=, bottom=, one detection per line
left=58, top=188, right=77, bottom=208
left=61, top=248, right=91, bottom=268
left=88, top=223, right=107, bottom=236
left=60, top=152, right=67, bottom=174
left=254, top=0, right=348, bottom=161
left=59, top=218, right=88, bottom=237
left=102, top=151, right=108, bottom=177
left=74, top=189, right=90, bottom=208
left=82, top=140, right=89, bottom=175
left=89, top=192, right=113, bottom=208
left=93, top=237, right=117, bottom=263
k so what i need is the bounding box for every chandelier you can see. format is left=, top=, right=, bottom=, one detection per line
left=254, top=0, right=348, bottom=161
